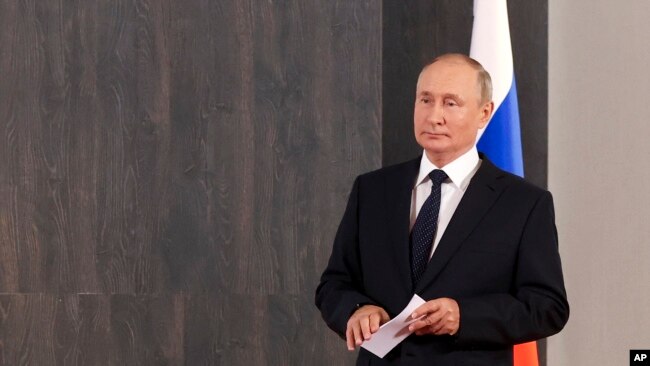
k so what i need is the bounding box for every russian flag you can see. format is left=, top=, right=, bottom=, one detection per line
left=470, top=1, right=536, bottom=365
left=471, top=0, right=524, bottom=178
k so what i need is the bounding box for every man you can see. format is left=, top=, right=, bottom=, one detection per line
left=315, top=53, right=569, bottom=365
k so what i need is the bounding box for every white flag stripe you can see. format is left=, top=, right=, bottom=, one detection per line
left=470, top=0, right=514, bottom=141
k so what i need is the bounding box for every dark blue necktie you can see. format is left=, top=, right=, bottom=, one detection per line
left=410, top=169, right=448, bottom=287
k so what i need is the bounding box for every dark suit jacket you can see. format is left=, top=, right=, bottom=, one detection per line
left=315, top=155, right=569, bottom=366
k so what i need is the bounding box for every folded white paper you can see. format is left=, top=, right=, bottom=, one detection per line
left=360, top=294, right=426, bottom=358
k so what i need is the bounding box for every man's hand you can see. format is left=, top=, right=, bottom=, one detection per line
left=408, top=297, right=460, bottom=336
left=345, top=305, right=390, bottom=351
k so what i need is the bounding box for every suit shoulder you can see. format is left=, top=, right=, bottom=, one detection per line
left=356, top=157, right=420, bottom=183
left=474, top=157, right=549, bottom=198
left=495, top=169, right=551, bottom=199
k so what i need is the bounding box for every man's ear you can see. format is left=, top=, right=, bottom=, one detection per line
left=478, top=101, right=494, bottom=128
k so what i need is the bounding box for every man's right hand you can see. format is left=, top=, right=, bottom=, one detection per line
left=345, top=305, right=390, bottom=351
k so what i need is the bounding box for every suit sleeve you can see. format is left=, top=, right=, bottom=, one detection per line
left=455, top=191, right=570, bottom=346
left=315, top=177, right=376, bottom=337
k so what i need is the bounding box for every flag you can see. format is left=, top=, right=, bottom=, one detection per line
left=471, top=0, right=524, bottom=177
left=470, top=1, right=537, bottom=365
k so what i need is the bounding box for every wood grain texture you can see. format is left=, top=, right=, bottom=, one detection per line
left=0, top=294, right=184, bottom=365
left=2, top=0, right=548, bottom=364
left=509, top=0, right=549, bottom=189
left=1, top=0, right=379, bottom=364
left=0, top=294, right=355, bottom=366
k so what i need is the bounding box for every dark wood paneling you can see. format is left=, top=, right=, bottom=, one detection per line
left=0, top=295, right=57, bottom=365
left=509, top=0, right=549, bottom=189
left=0, top=294, right=355, bottom=365
left=182, top=294, right=353, bottom=365
left=1, top=0, right=546, bottom=364
left=0, top=294, right=184, bottom=365
left=1, top=0, right=379, bottom=365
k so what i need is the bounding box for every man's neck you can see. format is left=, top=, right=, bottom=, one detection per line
left=424, top=148, right=474, bottom=168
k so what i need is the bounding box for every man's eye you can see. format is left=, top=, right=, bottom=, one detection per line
left=445, top=100, right=457, bottom=107
left=421, top=98, right=430, bottom=103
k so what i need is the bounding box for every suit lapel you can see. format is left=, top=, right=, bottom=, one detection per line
left=385, top=157, right=420, bottom=294
left=414, top=157, right=508, bottom=293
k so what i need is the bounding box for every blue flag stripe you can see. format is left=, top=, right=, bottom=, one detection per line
left=477, top=74, right=524, bottom=177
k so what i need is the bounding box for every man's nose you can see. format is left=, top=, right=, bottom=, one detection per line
left=427, top=103, right=444, bottom=124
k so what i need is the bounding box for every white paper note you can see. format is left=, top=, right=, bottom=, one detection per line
left=360, top=294, right=426, bottom=358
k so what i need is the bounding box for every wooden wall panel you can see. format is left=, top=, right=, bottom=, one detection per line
left=0, top=294, right=184, bottom=365
left=510, top=0, right=549, bottom=189
left=0, top=294, right=353, bottom=365
left=1, top=0, right=378, bottom=365
left=1, top=0, right=546, bottom=364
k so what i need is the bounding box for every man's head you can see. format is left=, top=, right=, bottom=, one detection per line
left=414, top=53, right=494, bottom=167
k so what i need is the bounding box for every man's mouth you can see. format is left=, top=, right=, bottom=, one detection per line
left=423, top=132, right=448, bottom=137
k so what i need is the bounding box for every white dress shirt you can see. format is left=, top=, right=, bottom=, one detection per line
left=410, top=147, right=482, bottom=259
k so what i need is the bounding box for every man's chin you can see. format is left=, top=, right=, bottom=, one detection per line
left=419, top=144, right=449, bottom=155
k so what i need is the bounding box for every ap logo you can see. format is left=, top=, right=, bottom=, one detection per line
left=631, top=350, right=650, bottom=365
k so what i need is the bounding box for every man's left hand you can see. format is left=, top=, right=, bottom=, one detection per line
left=408, top=297, right=460, bottom=336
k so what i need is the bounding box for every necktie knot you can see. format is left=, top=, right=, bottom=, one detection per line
left=428, top=169, right=447, bottom=186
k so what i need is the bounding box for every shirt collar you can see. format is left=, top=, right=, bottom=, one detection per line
left=415, top=146, right=480, bottom=190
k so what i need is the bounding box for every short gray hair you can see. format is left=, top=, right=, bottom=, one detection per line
left=421, top=53, right=493, bottom=104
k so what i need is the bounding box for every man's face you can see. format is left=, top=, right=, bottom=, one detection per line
left=413, top=59, right=493, bottom=166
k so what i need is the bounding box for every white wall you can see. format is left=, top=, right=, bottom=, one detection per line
left=548, top=0, right=650, bottom=364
